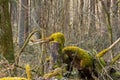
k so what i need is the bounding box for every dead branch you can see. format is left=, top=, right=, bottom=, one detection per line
left=15, top=29, right=41, bottom=64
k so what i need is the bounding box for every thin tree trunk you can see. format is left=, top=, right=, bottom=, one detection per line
left=18, top=0, right=27, bottom=48
left=111, top=0, right=119, bottom=39
left=100, top=0, right=113, bottom=44
left=89, top=0, right=96, bottom=36
left=24, top=0, right=29, bottom=39
left=69, top=0, right=74, bottom=28
left=100, top=0, right=114, bottom=59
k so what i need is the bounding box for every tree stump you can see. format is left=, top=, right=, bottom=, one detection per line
left=49, top=41, right=62, bottom=71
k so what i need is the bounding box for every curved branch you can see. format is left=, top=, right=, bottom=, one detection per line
left=15, top=29, right=41, bottom=64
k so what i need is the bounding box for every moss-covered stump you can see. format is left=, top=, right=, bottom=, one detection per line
left=62, top=46, right=93, bottom=69
left=62, top=46, right=95, bottom=79
left=45, top=32, right=65, bottom=70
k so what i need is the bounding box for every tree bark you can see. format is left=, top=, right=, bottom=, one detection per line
left=0, top=0, right=15, bottom=63
left=18, top=0, right=28, bottom=48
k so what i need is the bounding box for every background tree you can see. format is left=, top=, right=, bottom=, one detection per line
left=18, top=0, right=29, bottom=48
left=0, top=0, right=15, bottom=63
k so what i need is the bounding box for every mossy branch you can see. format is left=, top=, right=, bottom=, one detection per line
left=25, top=64, right=31, bottom=80
left=110, top=53, right=120, bottom=65
left=96, top=38, right=120, bottom=58
left=43, top=67, right=62, bottom=79
left=16, top=29, right=41, bottom=64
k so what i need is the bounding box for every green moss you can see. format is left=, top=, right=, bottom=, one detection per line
left=45, top=32, right=65, bottom=68
left=48, top=32, right=65, bottom=57
left=110, top=71, right=120, bottom=80
left=99, top=58, right=106, bottom=66
left=110, top=53, right=120, bottom=65
left=43, top=68, right=62, bottom=79
left=95, top=58, right=106, bottom=72
left=4, top=51, right=15, bottom=63
left=49, top=32, right=65, bottom=48
left=96, top=48, right=109, bottom=58
left=25, top=64, right=31, bottom=80
left=62, top=46, right=93, bottom=69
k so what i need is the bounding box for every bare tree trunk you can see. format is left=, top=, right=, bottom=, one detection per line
left=0, top=0, right=15, bottom=63
left=69, top=0, right=74, bottom=28
left=18, top=0, right=28, bottom=48
left=88, top=0, right=96, bottom=36
left=10, top=0, right=17, bottom=26
left=10, top=0, right=18, bottom=47
left=100, top=0, right=113, bottom=44
left=24, top=0, right=29, bottom=39
left=111, top=0, right=119, bottom=66
left=100, top=0, right=114, bottom=59
left=87, top=0, right=96, bottom=49
left=79, top=0, right=84, bottom=40
left=39, top=0, right=48, bottom=75
left=62, top=0, right=70, bottom=34
left=111, top=0, right=119, bottom=39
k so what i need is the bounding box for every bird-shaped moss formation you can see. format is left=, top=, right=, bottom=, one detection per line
left=48, top=32, right=65, bottom=48
left=62, top=46, right=95, bottom=79
left=39, top=32, right=65, bottom=53
left=38, top=32, right=65, bottom=69
left=31, top=32, right=65, bottom=46
left=49, top=32, right=65, bottom=67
